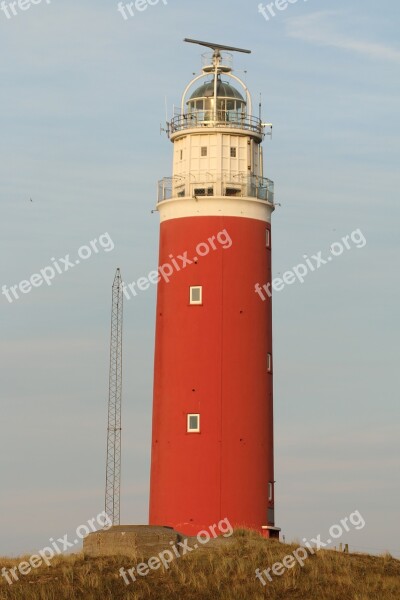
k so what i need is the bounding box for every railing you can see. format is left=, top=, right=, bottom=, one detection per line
left=157, top=175, right=274, bottom=205
left=170, top=112, right=264, bottom=135
left=245, top=176, right=274, bottom=203
left=158, top=178, right=173, bottom=202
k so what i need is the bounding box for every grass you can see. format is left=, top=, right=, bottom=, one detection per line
left=1, top=530, right=399, bottom=599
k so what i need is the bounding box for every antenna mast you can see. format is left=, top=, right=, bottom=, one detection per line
left=105, top=268, right=123, bottom=526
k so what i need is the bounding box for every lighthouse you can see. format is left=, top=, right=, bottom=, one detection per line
left=149, top=39, right=280, bottom=539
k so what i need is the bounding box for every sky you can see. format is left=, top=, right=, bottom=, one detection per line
left=0, top=0, right=399, bottom=558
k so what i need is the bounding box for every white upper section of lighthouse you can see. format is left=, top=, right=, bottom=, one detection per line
left=157, top=39, right=275, bottom=223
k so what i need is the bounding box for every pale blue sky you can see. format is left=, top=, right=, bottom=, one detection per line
left=0, top=0, right=399, bottom=557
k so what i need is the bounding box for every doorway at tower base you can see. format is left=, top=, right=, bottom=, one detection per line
left=261, top=525, right=281, bottom=540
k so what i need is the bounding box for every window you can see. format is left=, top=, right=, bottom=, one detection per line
left=194, top=187, right=214, bottom=197
left=266, top=228, right=271, bottom=248
left=225, top=187, right=240, bottom=196
left=190, top=286, right=202, bottom=305
left=268, top=482, right=273, bottom=501
left=230, top=147, right=237, bottom=158
left=180, top=150, right=183, bottom=160
left=201, top=146, right=208, bottom=157
left=267, top=353, right=272, bottom=372
left=187, top=414, right=200, bottom=432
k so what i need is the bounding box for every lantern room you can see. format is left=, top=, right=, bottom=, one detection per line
left=187, top=78, right=246, bottom=124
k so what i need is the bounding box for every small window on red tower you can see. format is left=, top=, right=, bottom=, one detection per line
left=268, top=482, right=273, bottom=501
left=266, top=228, right=271, bottom=248
left=267, top=353, right=272, bottom=372
left=187, top=414, right=200, bottom=432
left=190, top=286, right=202, bottom=305
left=201, top=146, right=207, bottom=157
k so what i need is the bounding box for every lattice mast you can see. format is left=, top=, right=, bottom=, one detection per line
left=105, top=268, right=123, bottom=525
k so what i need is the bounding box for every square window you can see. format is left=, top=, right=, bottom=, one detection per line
left=230, top=147, right=237, bottom=158
left=187, top=414, right=200, bottom=432
left=267, top=353, right=272, bottom=372
left=190, top=286, right=202, bottom=305
left=201, top=146, right=208, bottom=157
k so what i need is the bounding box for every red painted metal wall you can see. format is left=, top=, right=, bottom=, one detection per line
left=149, top=214, right=274, bottom=536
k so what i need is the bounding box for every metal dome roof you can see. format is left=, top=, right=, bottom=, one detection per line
left=189, top=80, right=245, bottom=101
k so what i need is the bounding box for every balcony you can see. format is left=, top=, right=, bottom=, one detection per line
left=170, top=112, right=264, bottom=136
left=157, top=175, right=274, bottom=205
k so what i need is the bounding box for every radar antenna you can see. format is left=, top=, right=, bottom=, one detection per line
left=184, top=38, right=251, bottom=54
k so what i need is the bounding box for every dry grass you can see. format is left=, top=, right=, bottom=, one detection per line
left=1, top=530, right=399, bottom=599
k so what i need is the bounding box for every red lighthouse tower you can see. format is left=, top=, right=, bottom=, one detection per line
left=149, top=39, right=280, bottom=539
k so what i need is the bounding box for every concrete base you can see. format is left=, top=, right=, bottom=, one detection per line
left=83, top=525, right=182, bottom=559
left=83, top=524, right=234, bottom=558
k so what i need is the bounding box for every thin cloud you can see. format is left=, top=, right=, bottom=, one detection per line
left=286, top=11, right=400, bottom=63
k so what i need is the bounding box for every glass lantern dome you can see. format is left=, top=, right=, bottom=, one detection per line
left=187, top=77, right=246, bottom=123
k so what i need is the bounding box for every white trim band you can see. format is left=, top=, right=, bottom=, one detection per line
left=157, top=196, right=274, bottom=223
